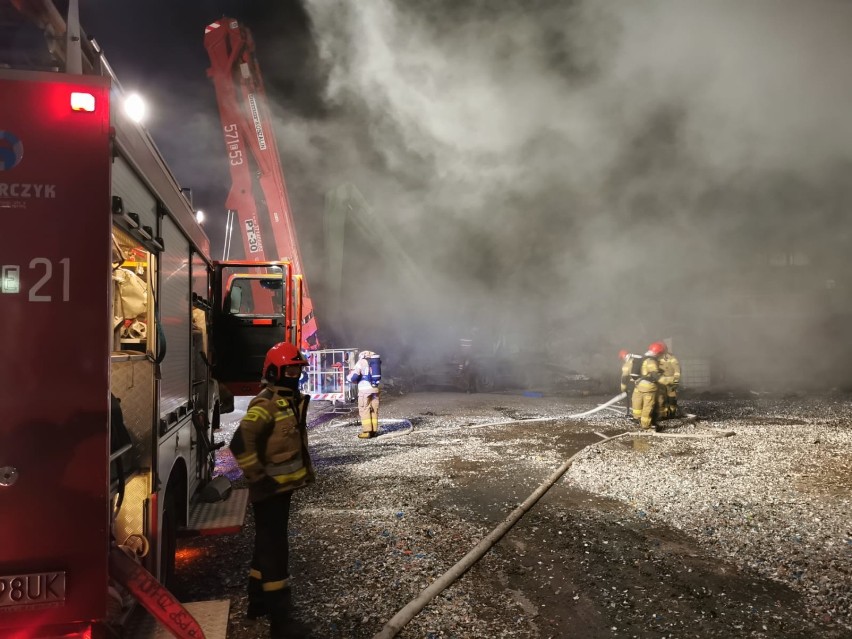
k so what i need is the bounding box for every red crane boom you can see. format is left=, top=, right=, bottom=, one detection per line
left=204, top=17, right=319, bottom=348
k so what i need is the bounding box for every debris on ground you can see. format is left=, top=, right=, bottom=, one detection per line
left=172, top=391, right=851, bottom=639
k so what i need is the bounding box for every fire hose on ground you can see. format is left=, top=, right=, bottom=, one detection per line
left=369, top=393, right=734, bottom=638
left=371, top=427, right=628, bottom=639
left=334, top=392, right=730, bottom=442
left=465, top=391, right=630, bottom=429
left=338, top=392, right=630, bottom=442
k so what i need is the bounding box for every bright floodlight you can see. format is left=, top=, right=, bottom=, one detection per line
left=195, top=210, right=205, bottom=224
left=124, top=93, right=147, bottom=123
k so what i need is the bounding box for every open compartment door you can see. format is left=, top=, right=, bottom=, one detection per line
left=211, top=260, right=292, bottom=396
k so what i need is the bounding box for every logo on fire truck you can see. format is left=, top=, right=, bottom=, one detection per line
left=0, top=183, right=56, bottom=198
left=245, top=219, right=261, bottom=253
left=0, top=130, right=24, bottom=171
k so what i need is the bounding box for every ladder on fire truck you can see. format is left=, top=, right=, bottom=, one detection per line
left=204, top=17, right=319, bottom=350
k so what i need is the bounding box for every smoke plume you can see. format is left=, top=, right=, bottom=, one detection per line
left=267, top=0, right=852, bottom=388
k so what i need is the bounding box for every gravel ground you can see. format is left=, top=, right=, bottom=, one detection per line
left=568, top=397, right=852, bottom=633
left=171, top=390, right=852, bottom=639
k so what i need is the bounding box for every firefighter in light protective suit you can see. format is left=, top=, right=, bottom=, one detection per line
left=619, top=349, right=643, bottom=417
left=349, top=350, right=381, bottom=438
left=230, top=342, right=314, bottom=639
left=651, top=341, right=681, bottom=418
left=631, top=343, right=663, bottom=430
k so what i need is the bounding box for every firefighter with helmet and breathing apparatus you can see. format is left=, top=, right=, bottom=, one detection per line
left=632, top=342, right=664, bottom=431
left=652, top=341, right=681, bottom=418
left=349, top=350, right=382, bottom=438
left=230, top=342, right=314, bottom=638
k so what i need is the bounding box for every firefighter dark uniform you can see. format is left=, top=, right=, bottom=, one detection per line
left=230, top=342, right=314, bottom=639
left=631, top=350, right=662, bottom=430
left=619, top=350, right=642, bottom=417
left=656, top=346, right=681, bottom=418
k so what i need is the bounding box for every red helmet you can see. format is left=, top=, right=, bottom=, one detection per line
left=618, top=349, right=629, bottom=360
left=263, top=342, right=308, bottom=383
left=648, top=341, right=667, bottom=357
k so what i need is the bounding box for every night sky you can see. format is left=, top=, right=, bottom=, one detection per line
left=30, top=1, right=852, bottom=384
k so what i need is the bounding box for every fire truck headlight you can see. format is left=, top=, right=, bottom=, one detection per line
left=124, top=93, right=148, bottom=123
left=196, top=210, right=205, bottom=224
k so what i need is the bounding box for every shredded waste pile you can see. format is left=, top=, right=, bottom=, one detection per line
left=568, top=398, right=851, bottom=635
left=178, top=392, right=851, bottom=639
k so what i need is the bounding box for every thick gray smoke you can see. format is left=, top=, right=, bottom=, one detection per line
left=277, top=0, right=852, bottom=388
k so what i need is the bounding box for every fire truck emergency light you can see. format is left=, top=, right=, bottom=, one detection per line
left=70, top=91, right=96, bottom=112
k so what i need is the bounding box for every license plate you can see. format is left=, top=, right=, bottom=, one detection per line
left=0, top=572, right=65, bottom=610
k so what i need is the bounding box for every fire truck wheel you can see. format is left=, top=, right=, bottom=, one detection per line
left=159, top=490, right=178, bottom=587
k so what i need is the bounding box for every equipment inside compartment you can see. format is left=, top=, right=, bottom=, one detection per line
left=112, top=226, right=150, bottom=353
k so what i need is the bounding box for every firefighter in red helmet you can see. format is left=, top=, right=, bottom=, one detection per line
left=651, top=341, right=681, bottom=418
left=632, top=342, right=663, bottom=430
left=230, top=342, right=314, bottom=638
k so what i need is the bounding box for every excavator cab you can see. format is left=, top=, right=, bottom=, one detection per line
left=227, top=275, right=284, bottom=314
left=212, top=260, right=296, bottom=396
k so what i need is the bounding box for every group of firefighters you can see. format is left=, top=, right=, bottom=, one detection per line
left=619, top=341, right=682, bottom=431
left=226, top=340, right=680, bottom=637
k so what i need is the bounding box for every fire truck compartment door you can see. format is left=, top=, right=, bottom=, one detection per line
left=212, top=264, right=289, bottom=390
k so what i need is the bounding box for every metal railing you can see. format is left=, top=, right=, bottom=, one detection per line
left=303, top=348, right=358, bottom=404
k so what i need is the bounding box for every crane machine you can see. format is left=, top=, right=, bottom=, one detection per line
left=203, top=17, right=319, bottom=354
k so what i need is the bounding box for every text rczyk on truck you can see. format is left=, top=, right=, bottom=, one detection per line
left=0, top=1, right=305, bottom=638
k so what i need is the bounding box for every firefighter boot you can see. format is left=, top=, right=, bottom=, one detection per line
left=358, top=431, right=371, bottom=439
left=268, top=588, right=312, bottom=639
left=669, top=399, right=679, bottom=418
left=246, top=573, right=267, bottom=619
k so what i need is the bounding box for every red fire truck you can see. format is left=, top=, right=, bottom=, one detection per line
left=0, top=2, right=267, bottom=637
